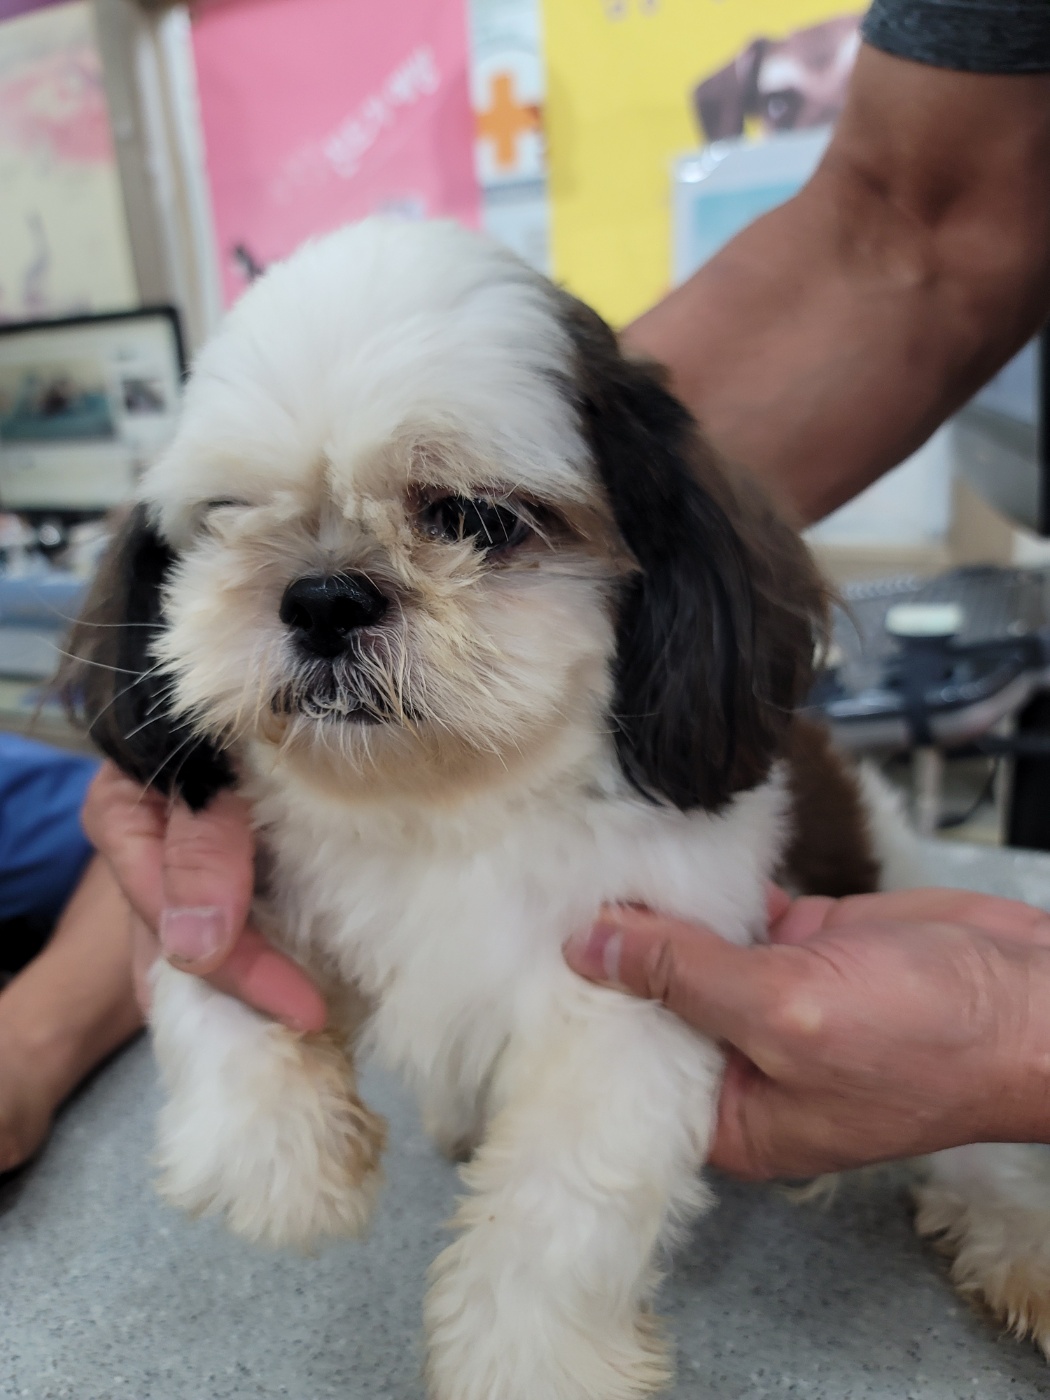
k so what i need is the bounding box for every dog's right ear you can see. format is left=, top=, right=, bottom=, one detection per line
left=58, top=504, right=234, bottom=811
left=553, top=291, right=826, bottom=814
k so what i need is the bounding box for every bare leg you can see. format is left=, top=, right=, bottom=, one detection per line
left=0, top=855, right=143, bottom=1172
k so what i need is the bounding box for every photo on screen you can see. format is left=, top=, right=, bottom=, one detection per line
left=121, top=375, right=168, bottom=415
left=0, top=359, right=115, bottom=443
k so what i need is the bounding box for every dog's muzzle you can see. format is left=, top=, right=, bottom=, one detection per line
left=275, top=572, right=393, bottom=723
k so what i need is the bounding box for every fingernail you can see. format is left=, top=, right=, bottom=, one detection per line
left=565, top=918, right=623, bottom=986
left=160, top=906, right=227, bottom=966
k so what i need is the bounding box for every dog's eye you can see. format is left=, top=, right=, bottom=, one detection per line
left=194, top=498, right=251, bottom=530
left=204, top=498, right=250, bottom=513
left=423, top=496, right=530, bottom=551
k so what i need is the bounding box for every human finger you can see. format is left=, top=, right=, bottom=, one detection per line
left=825, top=887, right=1050, bottom=946
left=87, top=764, right=326, bottom=1030
left=707, top=1049, right=860, bottom=1180
left=766, top=884, right=792, bottom=925
left=766, top=887, right=1050, bottom=949
left=131, top=906, right=326, bottom=1031
left=565, top=905, right=787, bottom=1064
left=206, top=925, right=328, bottom=1032
left=767, top=895, right=836, bottom=945
left=158, top=791, right=256, bottom=973
left=81, top=762, right=167, bottom=927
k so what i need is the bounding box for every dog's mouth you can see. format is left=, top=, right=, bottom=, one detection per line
left=270, top=665, right=399, bottom=726
left=275, top=695, right=385, bottom=725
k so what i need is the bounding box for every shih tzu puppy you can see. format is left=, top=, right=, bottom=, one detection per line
left=62, top=219, right=1040, bottom=1396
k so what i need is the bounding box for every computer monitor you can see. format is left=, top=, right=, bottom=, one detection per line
left=0, top=308, right=185, bottom=516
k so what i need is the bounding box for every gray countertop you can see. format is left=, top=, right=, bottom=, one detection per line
left=3, top=839, right=1050, bottom=1400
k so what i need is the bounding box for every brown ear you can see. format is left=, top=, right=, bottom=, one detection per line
left=57, top=504, right=234, bottom=811
left=555, top=293, right=827, bottom=813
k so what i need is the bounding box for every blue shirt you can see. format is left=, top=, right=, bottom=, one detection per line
left=0, top=734, right=99, bottom=926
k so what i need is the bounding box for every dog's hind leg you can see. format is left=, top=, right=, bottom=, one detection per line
left=149, top=960, right=385, bottom=1249
left=915, top=1143, right=1050, bottom=1358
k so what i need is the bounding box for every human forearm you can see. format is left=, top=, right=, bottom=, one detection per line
left=624, top=47, right=1050, bottom=523
left=0, top=856, right=142, bottom=1172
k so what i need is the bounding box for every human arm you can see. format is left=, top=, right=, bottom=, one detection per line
left=0, top=855, right=142, bottom=1172
left=82, top=762, right=326, bottom=1032
left=624, top=45, right=1050, bottom=522
left=564, top=888, right=1050, bottom=1179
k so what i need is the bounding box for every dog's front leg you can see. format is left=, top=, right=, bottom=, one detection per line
left=149, top=960, right=385, bottom=1249
left=424, top=987, right=720, bottom=1400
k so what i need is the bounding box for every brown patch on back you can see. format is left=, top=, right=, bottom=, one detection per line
left=780, top=715, right=880, bottom=897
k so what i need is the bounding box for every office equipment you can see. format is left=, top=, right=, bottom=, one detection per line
left=0, top=308, right=184, bottom=517
left=812, top=566, right=1050, bottom=753
left=0, top=309, right=182, bottom=690
left=0, top=569, right=86, bottom=680
left=809, top=565, right=1050, bottom=841
left=951, top=334, right=1050, bottom=846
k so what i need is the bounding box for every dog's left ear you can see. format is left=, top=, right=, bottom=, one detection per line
left=556, top=294, right=826, bottom=813
left=57, top=503, right=234, bottom=812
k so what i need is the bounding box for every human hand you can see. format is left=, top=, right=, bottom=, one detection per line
left=565, top=888, right=1050, bottom=1179
left=82, top=761, right=326, bottom=1032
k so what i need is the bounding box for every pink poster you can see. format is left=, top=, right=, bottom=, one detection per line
left=191, top=0, right=480, bottom=305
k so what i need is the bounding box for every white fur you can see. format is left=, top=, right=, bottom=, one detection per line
left=151, top=963, right=383, bottom=1247
left=138, top=217, right=807, bottom=1398
left=147, top=219, right=592, bottom=550
left=858, top=762, right=929, bottom=892
left=916, top=1144, right=1050, bottom=1356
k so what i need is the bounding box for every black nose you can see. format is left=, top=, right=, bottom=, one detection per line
left=279, top=573, right=388, bottom=657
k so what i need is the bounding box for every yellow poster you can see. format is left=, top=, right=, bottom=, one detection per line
left=542, top=0, right=862, bottom=326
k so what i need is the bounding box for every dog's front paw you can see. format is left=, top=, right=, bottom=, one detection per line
left=424, top=1238, right=670, bottom=1400
left=153, top=975, right=385, bottom=1249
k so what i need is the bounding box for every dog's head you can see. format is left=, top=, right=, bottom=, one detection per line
left=64, top=220, right=823, bottom=812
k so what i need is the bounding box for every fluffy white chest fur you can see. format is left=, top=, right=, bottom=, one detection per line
left=257, top=759, right=784, bottom=1090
